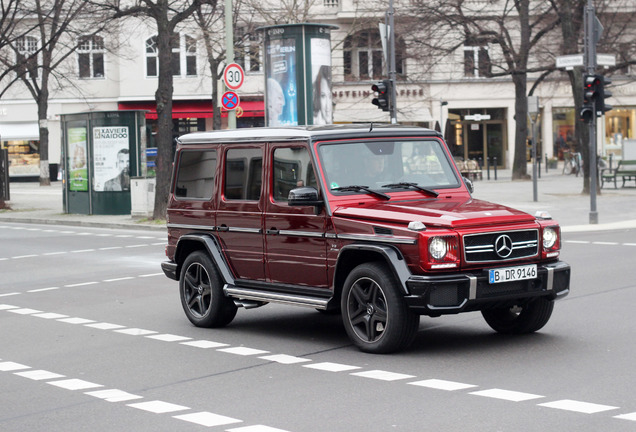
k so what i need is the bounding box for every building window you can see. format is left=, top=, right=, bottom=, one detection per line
left=78, top=35, right=104, bottom=78
left=464, top=45, right=491, bottom=78
left=16, top=36, right=38, bottom=79
left=323, top=0, right=338, bottom=6
left=145, top=33, right=197, bottom=78
left=236, top=27, right=262, bottom=73
left=343, top=29, right=404, bottom=81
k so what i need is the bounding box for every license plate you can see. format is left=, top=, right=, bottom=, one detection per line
left=488, top=264, right=537, bottom=284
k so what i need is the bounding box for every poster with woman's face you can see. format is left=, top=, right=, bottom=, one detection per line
left=265, top=37, right=297, bottom=127
left=311, top=38, right=333, bottom=125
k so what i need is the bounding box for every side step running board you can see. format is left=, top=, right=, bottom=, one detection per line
left=224, top=285, right=330, bottom=310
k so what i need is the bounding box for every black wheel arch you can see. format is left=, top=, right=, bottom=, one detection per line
left=334, top=243, right=412, bottom=299
left=174, top=233, right=235, bottom=285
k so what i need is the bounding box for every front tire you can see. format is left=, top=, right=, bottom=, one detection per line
left=341, top=263, right=419, bottom=354
left=179, top=251, right=237, bottom=328
left=481, top=297, right=554, bottom=334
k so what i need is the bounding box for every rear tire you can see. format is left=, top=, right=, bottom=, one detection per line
left=341, top=263, right=419, bottom=354
left=179, top=251, right=237, bottom=328
left=481, top=297, right=554, bottom=334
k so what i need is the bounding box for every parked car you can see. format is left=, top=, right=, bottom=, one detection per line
left=161, top=124, right=570, bottom=353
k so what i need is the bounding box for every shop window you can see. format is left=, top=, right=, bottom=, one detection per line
left=343, top=29, right=404, bottom=81
left=464, top=45, right=491, bottom=78
left=78, top=35, right=105, bottom=78
left=16, top=36, right=38, bottom=79
left=145, top=33, right=197, bottom=78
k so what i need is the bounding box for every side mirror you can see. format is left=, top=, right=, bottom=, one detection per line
left=463, top=177, right=474, bottom=194
left=288, top=186, right=323, bottom=207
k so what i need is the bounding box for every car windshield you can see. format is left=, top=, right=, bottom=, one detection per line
left=318, top=139, right=460, bottom=194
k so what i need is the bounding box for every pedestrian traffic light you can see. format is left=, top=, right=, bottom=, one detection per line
left=371, top=80, right=391, bottom=112
left=595, top=75, right=612, bottom=116
left=583, top=74, right=600, bottom=106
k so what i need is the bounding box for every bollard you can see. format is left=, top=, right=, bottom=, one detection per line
left=545, top=153, right=549, bottom=174
left=609, top=153, right=613, bottom=171
left=538, top=155, right=541, bottom=179
left=494, top=157, right=497, bottom=180
left=486, top=157, right=491, bottom=180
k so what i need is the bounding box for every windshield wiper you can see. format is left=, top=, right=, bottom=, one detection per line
left=331, top=185, right=391, bottom=200
left=381, top=182, right=439, bottom=197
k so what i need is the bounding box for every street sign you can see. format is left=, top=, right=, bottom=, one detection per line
left=556, top=54, right=584, bottom=69
left=223, top=63, right=244, bottom=90
left=221, top=91, right=240, bottom=110
left=464, top=114, right=491, bottom=121
left=236, top=106, right=244, bottom=118
left=597, top=53, right=616, bottom=67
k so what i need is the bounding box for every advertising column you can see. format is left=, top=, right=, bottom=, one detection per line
left=261, top=23, right=337, bottom=126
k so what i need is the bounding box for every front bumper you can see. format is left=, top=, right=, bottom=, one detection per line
left=404, top=261, right=570, bottom=315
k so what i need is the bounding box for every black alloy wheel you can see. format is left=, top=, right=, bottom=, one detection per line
left=179, top=251, right=237, bottom=328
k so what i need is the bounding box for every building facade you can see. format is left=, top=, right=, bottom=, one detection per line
left=1, top=0, right=634, bottom=178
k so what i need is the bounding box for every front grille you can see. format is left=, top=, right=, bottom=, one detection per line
left=463, top=229, right=538, bottom=263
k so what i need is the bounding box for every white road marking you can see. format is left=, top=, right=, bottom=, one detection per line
left=592, top=241, right=619, bottom=246
left=303, top=362, right=361, bottom=372
left=0, top=361, right=30, bottom=371
left=43, top=251, right=67, bottom=256
left=138, top=273, right=163, bottom=278
left=48, top=379, right=103, bottom=391
left=98, top=246, right=123, bottom=250
left=181, top=340, right=229, bottom=349
left=8, top=308, right=42, bottom=315
left=127, top=400, right=189, bottom=414
left=33, top=312, right=68, bottom=319
left=538, top=399, right=619, bottom=414
left=58, top=317, right=95, bottom=325
left=86, top=389, right=143, bottom=402
left=259, top=354, right=311, bottom=365
left=146, top=334, right=192, bottom=342
left=15, top=370, right=65, bottom=381
left=0, top=304, right=19, bottom=310
left=615, top=412, right=636, bottom=421
left=12, top=254, right=38, bottom=259
left=408, top=379, right=478, bottom=391
left=103, top=277, right=135, bottom=282
left=173, top=411, right=242, bottom=427
left=115, top=328, right=157, bottom=336
left=85, top=322, right=125, bottom=330
left=70, top=249, right=96, bottom=253
left=64, top=281, right=98, bottom=287
left=28, top=287, right=60, bottom=292
left=125, top=244, right=147, bottom=248
left=218, top=347, right=270, bottom=356
left=351, top=370, right=415, bottom=381
left=470, top=388, right=544, bottom=402
left=0, top=293, right=20, bottom=297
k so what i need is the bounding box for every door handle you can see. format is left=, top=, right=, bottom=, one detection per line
left=217, top=225, right=229, bottom=232
left=266, top=228, right=279, bottom=235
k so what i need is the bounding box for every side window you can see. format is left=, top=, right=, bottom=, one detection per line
left=273, top=147, right=317, bottom=202
left=225, top=148, right=262, bottom=200
left=175, top=150, right=216, bottom=199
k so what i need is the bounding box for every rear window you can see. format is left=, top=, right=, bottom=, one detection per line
left=174, top=150, right=216, bottom=199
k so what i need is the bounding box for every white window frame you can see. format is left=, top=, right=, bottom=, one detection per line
left=16, top=35, right=38, bottom=79
left=77, top=35, right=105, bottom=79
left=145, top=33, right=198, bottom=78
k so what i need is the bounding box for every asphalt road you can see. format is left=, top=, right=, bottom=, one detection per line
left=1, top=222, right=636, bottom=431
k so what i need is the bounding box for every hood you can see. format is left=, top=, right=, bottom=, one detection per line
left=332, top=198, right=536, bottom=228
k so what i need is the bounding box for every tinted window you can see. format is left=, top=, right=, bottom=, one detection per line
left=225, top=148, right=262, bottom=200
left=273, top=147, right=317, bottom=202
left=175, top=150, right=216, bottom=199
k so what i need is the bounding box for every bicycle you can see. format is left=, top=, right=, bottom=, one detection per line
left=562, top=151, right=582, bottom=176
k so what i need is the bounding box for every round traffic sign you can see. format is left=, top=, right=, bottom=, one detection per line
left=221, top=91, right=240, bottom=110
left=223, top=63, right=244, bottom=90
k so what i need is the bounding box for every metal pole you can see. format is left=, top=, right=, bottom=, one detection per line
left=532, top=119, right=538, bottom=201
left=225, top=0, right=236, bottom=129
left=585, top=0, right=598, bottom=224
left=388, top=0, right=397, bottom=124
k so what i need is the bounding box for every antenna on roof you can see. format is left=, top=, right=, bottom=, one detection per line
left=369, top=122, right=374, bottom=133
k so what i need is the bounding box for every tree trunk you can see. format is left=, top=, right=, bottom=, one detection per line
left=512, top=74, right=530, bottom=180
left=152, top=26, right=175, bottom=219
left=37, top=93, right=51, bottom=186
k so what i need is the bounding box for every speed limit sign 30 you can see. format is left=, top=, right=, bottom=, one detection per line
left=224, top=63, right=244, bottom=90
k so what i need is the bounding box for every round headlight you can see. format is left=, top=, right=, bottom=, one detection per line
left=429, top=237, right=448, bottom=260
left=543, top=227, right=557, bottom=249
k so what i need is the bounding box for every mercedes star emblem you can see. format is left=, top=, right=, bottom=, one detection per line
left=494, top=234, right=513, bottom=258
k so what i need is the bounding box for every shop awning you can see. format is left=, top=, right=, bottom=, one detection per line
left=0, top=122, right=40, bottom=141
left=118, top=99, right=264, bottom=119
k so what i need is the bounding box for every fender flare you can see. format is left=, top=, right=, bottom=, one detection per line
left=175, top=233, right=235, bottom=285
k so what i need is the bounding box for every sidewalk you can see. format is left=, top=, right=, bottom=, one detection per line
left=1, top=163, right=636, bottom=233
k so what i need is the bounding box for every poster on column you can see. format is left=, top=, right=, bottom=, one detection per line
left=92, top=126, right=130, bottom=192
left=311, top=38, right=333, bottom=125
left=68, top=127, right=88, bottom=191
left=266, top=37, right=298, bottom=127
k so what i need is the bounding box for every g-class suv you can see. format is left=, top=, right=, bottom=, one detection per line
left=161, top=124, right=570, bottom=353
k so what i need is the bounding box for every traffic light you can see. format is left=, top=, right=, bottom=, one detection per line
left=595, top=75, right=612, bottom=116
left=579, top=104, right=595, bottom=123
left=371, top=80, right=391, bottom=112
left=583, top=74, right=601, bottom=105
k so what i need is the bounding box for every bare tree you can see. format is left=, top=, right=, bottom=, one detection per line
left=0, top=0, right=115, bottom=186
left=102, top=0, right=215, bottom=218
left=408, top=0, right=561, bottom=180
